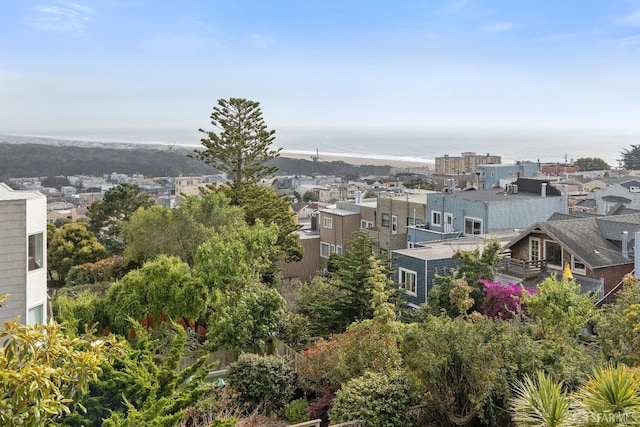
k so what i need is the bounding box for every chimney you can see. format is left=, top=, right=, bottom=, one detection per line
left=563, top=184, right=569, bottom=214
left=541, top=183, right=547, bottom=198
left=476, top=172, right=481, bottom=190
left=623, top=231, right=629, bottom=259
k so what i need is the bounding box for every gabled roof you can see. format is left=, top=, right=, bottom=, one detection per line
left=504, top=213, right=640, bottom=269
left=602, top=195, right=632, bottom=204
left=620, top=179, right=640, bottom=190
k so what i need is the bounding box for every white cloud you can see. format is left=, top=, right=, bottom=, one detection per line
left=483, top=22, right=520, bottom=33
left=28, top=1, right=93, bottom=33
left=612, top=9, right=640, bottom=27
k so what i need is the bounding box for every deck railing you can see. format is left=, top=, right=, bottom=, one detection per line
left=497, top=257, right=547, bottom=280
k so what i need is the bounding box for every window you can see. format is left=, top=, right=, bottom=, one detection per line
left=572, top=255, right=586, bottom=274
left=530, top=238, right=540, bottom=261
left=320, top=242, right=331, bottom=258
left=544, top=240, right=562, bottom=268
left=28, top=233, right=43, bottom=271
left=381, top=213, right=390, bottom=227
left=336, top=245, right=343, bottom=255
left=330, top=244, right=336, bottom=254
left=361, top=220, right=374, bottom=229
left=431, top=211, right=441, bottom=226
left=391, top=215, right=398, bottom=234
left=398, top=268, right=417, bottom=296
left=464, top=217, right=482, bottom=235
left=28, top=304, right=43, bottom=325
left=323, top=216, right=333, bottom=229
left=407, top=217, right=425, bottom=226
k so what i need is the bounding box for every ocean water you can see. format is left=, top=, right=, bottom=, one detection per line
left=21, top=127, right=636, bottom=167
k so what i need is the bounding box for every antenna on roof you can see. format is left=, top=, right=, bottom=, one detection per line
left=311, top=148, right=321, bottom=162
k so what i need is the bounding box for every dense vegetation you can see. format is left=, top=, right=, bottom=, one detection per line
left=7, top=102, right=640, bottom=426
left=0, top=142, right=391, bottom=179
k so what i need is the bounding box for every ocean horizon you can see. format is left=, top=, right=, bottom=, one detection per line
left=5, top=126, right=635, bottom=168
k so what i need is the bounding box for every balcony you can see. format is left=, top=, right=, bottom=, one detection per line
left=496, top=257, right=547, bottom=281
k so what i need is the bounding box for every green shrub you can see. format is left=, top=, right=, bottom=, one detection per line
left=226, top=353, right=295, bottom=413
left=284, top=398, right=310, bottom=423
left=52, top=290, right=101, bottom=335
left=329, top=370, right=418, bottom=427
left=210, top=417, right=237, bottom=426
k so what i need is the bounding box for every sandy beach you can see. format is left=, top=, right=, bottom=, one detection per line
left=281, top=151, right=433, bottom=170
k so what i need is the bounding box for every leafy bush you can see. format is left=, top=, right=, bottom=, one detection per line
left=481, top=280, right=536, bottom=319
left=65, top=255, right=129, bottom=286
left=52, top=290, right=102, bottom=335
left=226, top=353, right=295, bottom=413
left=329, top=370, right=418, bottom=427
left=284, top=398, right=310, bottom=423
left=307, top=392, right=334, bottom=426
left=297, top=322, right=402, bottom=393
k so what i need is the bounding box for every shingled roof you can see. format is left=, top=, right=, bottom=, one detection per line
left=505, top=213, right=640, bottom=269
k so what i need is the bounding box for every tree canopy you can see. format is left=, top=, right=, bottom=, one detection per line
left=48, top=222, right=108, bottom=285
left=621, top=144, right=640, bottom=170
left=574, top=157, right=610, bottom=171
left=191, top=98, right=281, bottom=202
left=87, top=183, right=154, bottom=254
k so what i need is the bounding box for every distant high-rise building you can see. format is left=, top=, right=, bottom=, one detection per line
left=435, top=152, right=501, bottom=174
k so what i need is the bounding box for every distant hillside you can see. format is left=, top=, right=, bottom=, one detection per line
left=0, top=140, right=391, bottom=179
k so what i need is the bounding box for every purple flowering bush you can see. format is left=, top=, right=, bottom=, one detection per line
left=480, top=280, right=536, bottom=319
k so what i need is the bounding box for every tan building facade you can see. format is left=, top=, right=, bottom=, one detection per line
left=318, top=208, right=361, bottom=269
left=435, top=152, right=501, bottom=174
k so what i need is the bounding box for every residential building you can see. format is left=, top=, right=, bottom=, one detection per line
left=475, top=162, right=540, bottom=189
left=361, top=192, right=429, bottom=254
left=392, top=236, right=502, bottom=306
left=0, top=183, right=48, bottom=325
left=435, top=152, right=501, bottom=174
left=498, top=212, right=640, bottom=300
left=409, top=178, right=566, bottom=244
left=275, top=228, right=322, bottom=283
left=318, top=206, right=361, bottom=269
left=581, top=179, right=640, bottom=215
left=175, top=176, right=205, bottom=198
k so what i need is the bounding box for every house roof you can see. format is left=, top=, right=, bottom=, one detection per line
left=504, top=213, right=640, bottom=269
left=576, top=199, right=597, bottom=208
left=394, top=236, right=491, bottom=260
left=434, top=188, right=560, bottom=203
left=319, top=207, right=360, bottom=217
left=602, top=195, right=632, bottom=204
left=0, top=183, right=45, bottom=201
left=620, top=179, right=640, bottom=190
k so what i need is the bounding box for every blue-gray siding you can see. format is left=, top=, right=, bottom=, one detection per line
left=0, top=200, right=27, bottom=323
left=393, top=254, right=462, bottom=306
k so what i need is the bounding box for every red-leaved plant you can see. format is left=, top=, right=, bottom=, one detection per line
left=480, top=279, right=536, bottom=319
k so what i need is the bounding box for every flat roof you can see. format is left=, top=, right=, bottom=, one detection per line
left=395, top=234, right=513, bottom=260
left=434, top=189, right=560, bottom=203
left=0, top=183, right=45, bottom=201
left=319, top=207, right=360, bottom=216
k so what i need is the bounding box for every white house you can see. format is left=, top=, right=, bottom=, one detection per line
left=0, top=183, right=48, bottom=325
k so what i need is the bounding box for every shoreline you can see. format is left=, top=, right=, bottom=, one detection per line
left=280, top=151, right=434, bottom=169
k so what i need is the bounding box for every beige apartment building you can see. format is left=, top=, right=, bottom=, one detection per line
left=318, top=207, right=361, bottom=269
left=362, top=193, right=429, bottom=255
left=435, top=152, right=501, bottom=174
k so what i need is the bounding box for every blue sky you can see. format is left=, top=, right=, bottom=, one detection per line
left=2, top=0, right=640, bottom=139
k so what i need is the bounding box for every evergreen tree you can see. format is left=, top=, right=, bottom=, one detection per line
left=87, top=183, right=153, bottom=254
left=191, top=98, right=281, bottom=203
left=621, top=144, right=640, bottom=170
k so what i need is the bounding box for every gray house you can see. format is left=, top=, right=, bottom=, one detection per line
left=0, top=183, right=48, bottom=325
left=476, top=162, right=540, bottom=190
left=408, top=178, right=567, bottom=245
left=582, top=179, right=640, bottom=215
left=393, top=237, right=496, bottom=306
